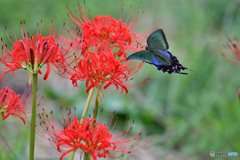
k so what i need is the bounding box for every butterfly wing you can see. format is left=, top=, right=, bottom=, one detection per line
left=151, top=50, right=172, bottom=65
left=126, top=50, right=153, bottom=64
left=127, top=29, right=188, bottom=74
left=147, top=29, right=169, bottom=50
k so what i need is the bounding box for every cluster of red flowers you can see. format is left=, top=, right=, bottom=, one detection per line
left=0, top=21, right=70, bottom=81
left=0, top=85, right=39, bottom=124
left=0, top=2, right=151, bottom=94
left=37, top=108, right=146, bottom=160
left=56, top=2, right=151, bottom=93
left=0, top=1, right=153, bottom=159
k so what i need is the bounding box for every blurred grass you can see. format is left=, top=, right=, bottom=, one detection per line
left=0, top=0, right=240, bottom=160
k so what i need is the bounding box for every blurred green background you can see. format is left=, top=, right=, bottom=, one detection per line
left=0, top=0, right=240, bottom=160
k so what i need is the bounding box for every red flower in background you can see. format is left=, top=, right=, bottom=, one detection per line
left=222, top=37, right=240, bottom=102
left=0, top=21, right=69, bottom=81
left=0, top=85, right=40, bottom=124
left=221, top=37, right=240, bottom=67
left=37, top=109, right=148, bottom=160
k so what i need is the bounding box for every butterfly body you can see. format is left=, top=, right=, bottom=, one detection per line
left=127, top=29, right=187, bottom=74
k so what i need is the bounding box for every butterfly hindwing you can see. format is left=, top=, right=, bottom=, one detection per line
left=152, top=50, right=172, bottom=65
left=126, top=50, right=153, bottom=64
left=147, top=29, right=169, bottom=50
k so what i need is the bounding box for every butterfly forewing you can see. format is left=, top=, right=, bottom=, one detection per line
left=147, top=29, right=169, bottom=50
left=126, top=50, right=153, bottom=64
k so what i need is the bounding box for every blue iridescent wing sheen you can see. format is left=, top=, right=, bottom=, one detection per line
left=151, top=49, right=172, bottom=65
left=126, top=50, right=153, bottom=64
left=147, top=29, right=169, bottom=50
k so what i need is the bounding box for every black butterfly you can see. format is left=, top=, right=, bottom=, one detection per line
left=126, top=29, right=188, bottom=74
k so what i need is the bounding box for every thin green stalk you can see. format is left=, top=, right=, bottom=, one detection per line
left=81, top=87, right=95, bottom=123
left=93, top=87, right=100, bottom=125
left=93, top=97, right=99, bottom=121
left=68, top=150, right=76, bottom=160
left=84, top=152, right=90, bottom=160
left=29, top=73, right=38, bottom=160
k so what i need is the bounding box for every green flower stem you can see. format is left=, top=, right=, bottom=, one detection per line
left=84, top=152, right=90, bottom=160
left=93, top=98, right=98, bottom=121
left=68, top=150, right=76, bottom=160
left=93, top=87, right=100, bottom=125
left=81, top=87, right=95, bottom=123
left=29, top=73, right=38, bottom=160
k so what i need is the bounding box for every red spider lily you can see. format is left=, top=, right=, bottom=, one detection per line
left=0, top=21, right=70, bottom=81
left=221, top=37, right=240, bottom=67
left=55, top=1, right=153, bottom=57
left=221, top=37, right=240, bottom=102
left=0, top=85, right=40, bottom=124
left=53, top=2, right=154, bottom=93
left=70, top=50, right=149, bottom=93
left=37, top=108, right=149, bottom=160
left=80, top=15, right=140, bottom=57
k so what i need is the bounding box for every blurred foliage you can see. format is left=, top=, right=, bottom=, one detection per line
left=0, top=0, right=240, bottom=160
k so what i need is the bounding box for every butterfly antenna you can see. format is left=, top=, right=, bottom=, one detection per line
left=187, top=68, right=194, bottom=72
